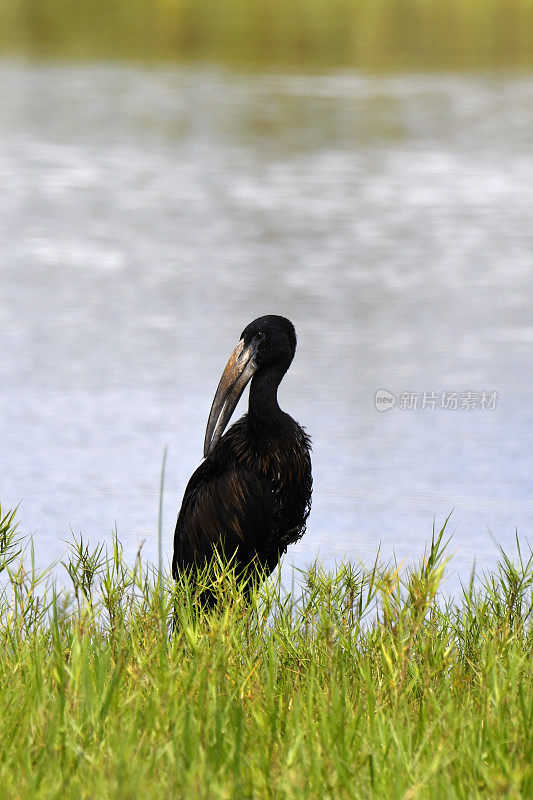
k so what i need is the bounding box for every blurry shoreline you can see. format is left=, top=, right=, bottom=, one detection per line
left=1, top=0, right=533, bottom=71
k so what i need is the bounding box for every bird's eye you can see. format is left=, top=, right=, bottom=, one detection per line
left=256, top=332, right=265, bottom=341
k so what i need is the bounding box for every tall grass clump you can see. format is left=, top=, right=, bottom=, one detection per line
left=0, top=502, right=532, bottom=799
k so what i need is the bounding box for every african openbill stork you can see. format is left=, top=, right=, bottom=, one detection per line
left=172, top=315, right=312, bottom=598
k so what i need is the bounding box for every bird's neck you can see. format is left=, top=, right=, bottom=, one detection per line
left=248, top=367, right=286, bottom=435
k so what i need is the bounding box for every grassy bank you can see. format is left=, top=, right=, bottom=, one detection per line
left=1, top=0, right=533, bottom=69
left=1, top=504, right=532, bottom=799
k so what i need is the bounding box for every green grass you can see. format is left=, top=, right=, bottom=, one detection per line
left=1, top=0, right=533, bottom=69
left=1, top=503, right=532, bottom=799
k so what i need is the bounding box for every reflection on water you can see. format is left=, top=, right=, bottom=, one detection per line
left=1, top=62, right=532, bottom=587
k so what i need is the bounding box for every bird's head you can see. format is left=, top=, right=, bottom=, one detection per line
left=204, top=315, right=297, bottom=458
left=240, top=315, right=296, bottom=372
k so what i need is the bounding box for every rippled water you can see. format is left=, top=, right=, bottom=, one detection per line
left=1, top=62, right=532, bottom=586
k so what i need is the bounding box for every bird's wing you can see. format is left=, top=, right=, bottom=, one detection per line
left=172, top=459, right=275, bottom=578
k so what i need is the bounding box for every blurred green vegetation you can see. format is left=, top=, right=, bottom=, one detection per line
left=1, top=0, right=532, bottom=69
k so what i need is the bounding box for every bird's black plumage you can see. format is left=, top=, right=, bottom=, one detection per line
left=172, top=315, right=312, bottom=595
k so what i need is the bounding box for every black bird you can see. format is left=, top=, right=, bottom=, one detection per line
left=172, top=315, right=312, bottom=597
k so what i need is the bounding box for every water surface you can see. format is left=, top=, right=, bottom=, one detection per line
left=1, top=62, right=532, bottom=587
